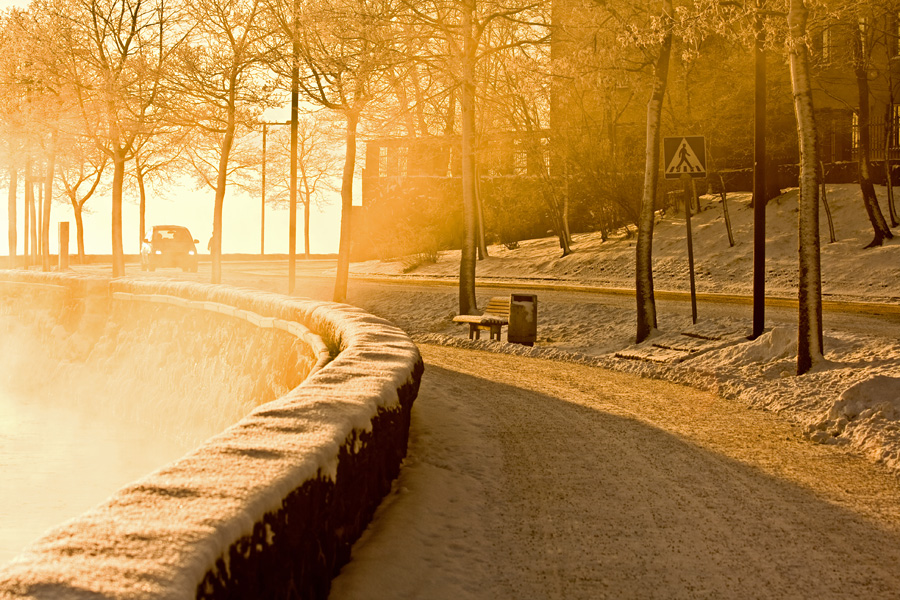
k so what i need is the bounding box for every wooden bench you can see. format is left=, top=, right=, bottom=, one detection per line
left=452, top=296, right=510, bottom=341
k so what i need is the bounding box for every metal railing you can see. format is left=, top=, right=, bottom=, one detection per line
left=851, top=119, right=900, bottom=162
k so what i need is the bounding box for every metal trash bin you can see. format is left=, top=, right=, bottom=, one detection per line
left=508, top=293, right=537, bottom=346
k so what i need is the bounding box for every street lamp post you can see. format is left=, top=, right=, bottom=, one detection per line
left=752, top=0, right=767, bottom=340
left=261, top=123, right=267, bottom=256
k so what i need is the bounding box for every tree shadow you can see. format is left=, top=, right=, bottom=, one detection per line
left=385, top=363, right=900, bottom=599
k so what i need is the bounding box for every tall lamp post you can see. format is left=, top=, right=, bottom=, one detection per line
left=752, top=0, right=767, bottom=339
left=261, top=123, right=267, bottom=255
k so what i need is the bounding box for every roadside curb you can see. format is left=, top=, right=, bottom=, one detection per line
left=342, top=273, right=900, bottom=316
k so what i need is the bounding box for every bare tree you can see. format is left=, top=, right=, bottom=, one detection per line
left=0, top=12, right=27, bottom=262
left=264, top=117, right=338, bottom=258
left=267, top=0, right=397, bottom=302
left=634, top=0, right=673, bottom=344
left=129, top=126, right=188, bottom=247
left=483, top=31, right=571, bottom=255
left=8, top=5, right=73, bottom=271
left=551, top=4, right=644, bottom=242
left=851, top=9, right=893, bottom=248
left=56, top=132, right=108, bottom=261
left=52, top=0, right=186, bottom=276
left=787, top=0, right=824, bottom=375
left=396, top=0, right=547, bottom=313
left=169, top=0, right=274, bottom=283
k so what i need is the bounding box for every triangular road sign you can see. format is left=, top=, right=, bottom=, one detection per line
left=663, top=136, right=707, bottom=179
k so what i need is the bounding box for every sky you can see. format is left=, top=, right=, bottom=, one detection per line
left=1, top=100, right=349, bottom=256
left=0, top=0, right=22, bottom=8
left=0, top=174, right=347, bottom=256
left=0, top=177, right=346, bottom=256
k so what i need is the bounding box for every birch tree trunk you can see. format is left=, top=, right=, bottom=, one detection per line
left=262, top=125, right=267, bottom=255
left=211, top=89, right=237, bottom=285
left=304, top=190, right=311, bottom=259
left=41, top=134, right=56, bottom=272
left=635, top=0, right=673, bottom=344
left=111, top=149, right=126, bottom=276
left=107, top=83, right=127, bottom=277
left=557, top=207, right=572, bottom=255
left=300, top=160, right=311, bottom=259
left=475, top=164, right=488, bottom=260
left=458, top=0, right=478, bottom=315
left=37, top=181, right=42, bottom=258
left=562, top=180, right=572, bottom=245
left=788, top=0, right=823, bottom=375
left=28, top=187, right=37, bottom=266
left=333, top=109, right=359, bottom=303
left=820, top=161, right=836, bottom=243
left=25, top=157, right=35, bottom=266
left=717, top=174, right=735, bottom=247
left=73, top=203, right=86, bottom=263
left=28, top=188, right=37, bottom=265
left=7, top=164, right=16, bottom=262
left=547, top=188, right=571, bottom=255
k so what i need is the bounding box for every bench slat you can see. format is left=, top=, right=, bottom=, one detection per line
left=452, top=315, right=508, bottom=325
left=484, top=297, right=510, bottom=316
left=452, top=315, right=486, bottom=324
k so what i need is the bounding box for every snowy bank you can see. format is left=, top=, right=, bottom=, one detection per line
left=0, top=271, right=423, bottom=599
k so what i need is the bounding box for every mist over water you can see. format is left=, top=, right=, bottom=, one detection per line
left=0, top=384, right=188, bottom=565
left=0, top=304, right=290, bottom=565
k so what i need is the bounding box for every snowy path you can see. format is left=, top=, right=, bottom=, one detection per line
left=331, top=344, right=900, bottom=599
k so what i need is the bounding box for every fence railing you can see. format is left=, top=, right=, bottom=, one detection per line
left=851, top=119, right=900, bottom=162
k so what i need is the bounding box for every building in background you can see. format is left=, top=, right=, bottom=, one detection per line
left=358, top=2, right=900, bottom=260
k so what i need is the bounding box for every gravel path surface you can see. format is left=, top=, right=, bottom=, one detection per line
left=331, top=344, right=900, bottom=599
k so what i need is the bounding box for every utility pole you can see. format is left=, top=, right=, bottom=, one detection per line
left=685, top=175, right=698, bottom=324
left=261, top=123, right=267, bottom=255
left=290, top=9, right=300, bottom=296
left=752, top=0, right=767, bottom=339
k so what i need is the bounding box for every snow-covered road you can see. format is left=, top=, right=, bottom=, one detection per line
left=331, top=344, right=900, bottom=599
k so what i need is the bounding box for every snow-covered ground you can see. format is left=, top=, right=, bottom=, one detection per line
left=329, top=344, right=900, bottom=599
left=351, top=185, right=900, bottom=302
left=336, top=184, right=900, bottom=478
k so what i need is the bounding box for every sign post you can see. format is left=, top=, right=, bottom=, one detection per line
left=685, top=177, right=698, bottom=324
left=665, top=136, right=705, bottom=324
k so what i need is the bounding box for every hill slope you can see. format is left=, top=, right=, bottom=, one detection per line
left=353, top=184, right=900, bottom=303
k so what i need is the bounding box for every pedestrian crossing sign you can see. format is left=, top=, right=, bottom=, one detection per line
left=663, top=136, right=707, bottom=179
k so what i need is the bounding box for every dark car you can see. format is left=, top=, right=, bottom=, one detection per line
left=141, top=225, right=199, bottom=272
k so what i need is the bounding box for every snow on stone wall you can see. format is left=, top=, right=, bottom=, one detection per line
left=0, top=271, right=424, bottom=600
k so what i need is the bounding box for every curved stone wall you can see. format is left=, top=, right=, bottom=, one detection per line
left=0, top=271, right=424, bottom=599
